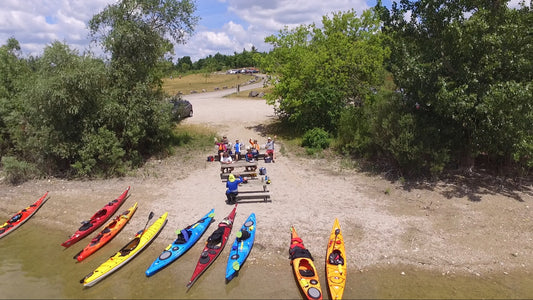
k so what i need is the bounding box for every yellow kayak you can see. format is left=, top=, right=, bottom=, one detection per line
left=81, top=212, right=168, bottom=287
left=325, top=218, right=346, bottom=300
left=290, top=226, right=322, bottom=300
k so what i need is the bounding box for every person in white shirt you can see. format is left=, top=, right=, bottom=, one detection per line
left=220, top=151, right=234, bottom=173
left=265, top=136, right=276, bottom=162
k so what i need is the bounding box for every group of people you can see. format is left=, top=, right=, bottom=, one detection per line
left=217, top=135, right=277, bottom=204
left=215, top=135, right=276, bottom=163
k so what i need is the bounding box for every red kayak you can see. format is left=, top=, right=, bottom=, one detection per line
left=186, top=204, right=237, bottom=289
left=74, top=202, right=138, bottom=262
left=0, top=192, right=49, bottom=239
left=61, top=187, right=129, bottom=248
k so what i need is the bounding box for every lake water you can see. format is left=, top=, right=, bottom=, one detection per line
left=1, top=223, right=532, bottom=299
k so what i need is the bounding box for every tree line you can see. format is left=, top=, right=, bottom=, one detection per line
left=172, top=47, right=264, bottom=74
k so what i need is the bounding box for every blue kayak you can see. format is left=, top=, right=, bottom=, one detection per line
left=225, top=213, right=256, bottom=282
left=145, top=209, right=215, bottom=277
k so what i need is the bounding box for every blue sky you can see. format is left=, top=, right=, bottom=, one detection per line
left=0, top=0, right=527, bottom=62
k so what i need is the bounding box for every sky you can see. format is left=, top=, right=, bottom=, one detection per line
left=0, top=0, right=529, bottom=62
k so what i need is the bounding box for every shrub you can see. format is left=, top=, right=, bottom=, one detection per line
left=72, top=127, right=126, bottom=177
left=1, top=156, right=38, bottom=184
left=301, top=128, right=330, bottom=149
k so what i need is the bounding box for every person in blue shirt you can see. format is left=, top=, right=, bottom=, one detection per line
left=234, top=139, right=242, bottom=161
left=226, top=174, right=243, bottom=204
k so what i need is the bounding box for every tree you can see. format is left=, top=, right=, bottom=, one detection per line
left=379, top=0, right=533, bottom=174
left=261, top=9, right=389, bottom=133
left=89, top=0, right=199, bottom=87
left=6, top=42, right=108, bottom=174
left=86, top=0, right=199, bottom=170
left=176, top=55, right=193, bottom=73
left=0, top=38, right=30, bottom=157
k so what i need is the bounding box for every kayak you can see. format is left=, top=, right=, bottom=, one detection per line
left=290, top=226, right=322, bottom=300
left=225, top=212, right=256, bottom=283
left=325, top=218, right=346, bottom=300
left=61, top=187, right=129, bottom=248
left=186, top=204, right=237, bottom=289
left=74, top=202, right=138, bottom=262
left=145, top=208, right=215, bottom=277
left=80, top=211, right=168, bottom=287
left=0, top=192, right=49, bottom=240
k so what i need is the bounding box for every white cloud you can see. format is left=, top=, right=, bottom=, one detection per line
left=0, top=0, right=112, bottom=56
left=174, top=0, right=370, bottom=61
left=3, top=0, right=529, bottom=63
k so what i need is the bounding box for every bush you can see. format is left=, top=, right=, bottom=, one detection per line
left=301, top=128, right=330, bottom=149
left=1, top=156, right=38, bottom=184
left=72, top=127, right=126, bottom=177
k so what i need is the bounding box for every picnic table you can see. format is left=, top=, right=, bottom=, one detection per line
left=220, top=161, right=258, bottom=173
left=236, top=184, right=271, bottom=203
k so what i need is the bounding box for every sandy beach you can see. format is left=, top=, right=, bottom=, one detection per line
left=1, top=80, right=532, bottom=281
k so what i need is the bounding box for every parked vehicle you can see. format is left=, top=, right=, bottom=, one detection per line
left=170, top=97, right=193, bottom=121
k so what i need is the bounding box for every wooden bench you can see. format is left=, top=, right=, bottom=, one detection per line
left=236, top=188, right=271, bottom=203
left=220, top=161, right=258, bottom=173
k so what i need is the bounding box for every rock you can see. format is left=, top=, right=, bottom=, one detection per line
left=249, top=91, right=259, bottom=97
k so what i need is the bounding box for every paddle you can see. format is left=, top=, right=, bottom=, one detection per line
left=331, top=228, right=343, bottom=274
left=332, top=228, right=340, bottom=250
left=140, top=212, right=155, bottom=237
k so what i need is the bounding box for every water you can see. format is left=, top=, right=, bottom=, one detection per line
left=1, top=224, right=532, bottom=299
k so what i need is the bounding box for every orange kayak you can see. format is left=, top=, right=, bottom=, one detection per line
left=61, top=187, right=129, bottom=248
left=0, top=192, right=49, bottom=239
left=325, top=218, right=346, bottom=299
left=290, top=226, right=322, bottom=300
left=74, top=202, right=138, bottom=262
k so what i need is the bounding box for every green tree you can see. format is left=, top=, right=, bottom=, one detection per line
left=0, top=38, right=30, bottom=157
left=9, top=42, right=108, bottom=174
left=261, top=9, right=389, bottom=132
left=176, top=55, right=193, bottom=73
left=379, top=0, right=533, bottom=174
left=89, top=0, right=199, bottom=88
left=86, top=0, right=199, bottom=170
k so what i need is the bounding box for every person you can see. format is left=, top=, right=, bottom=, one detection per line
left=220, top=151, right=234, bottom=173
left=245, top=147, right=254, bottom=162
left=215, top=138, right=227, bottom=157
left=264, top=136, right=276, bottom=162
left=249, top=138, right=260, bottom=159
left=225, top=173, right=243, bottom=204
left=221, top=135, right=229, bottom=145
left=233, top=139, right=242, bottom=161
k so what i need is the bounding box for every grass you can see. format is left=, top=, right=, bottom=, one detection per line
left=171, top=123, right=217, bottom=151
left=225, top=86, right=273, bottom=99
left=162, top=73, right=259, bottom=95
